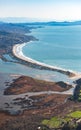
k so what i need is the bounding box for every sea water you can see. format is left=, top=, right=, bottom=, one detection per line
left=22, top=25, right=81, bottom=73
left=0, top=25, right=81, bottom=83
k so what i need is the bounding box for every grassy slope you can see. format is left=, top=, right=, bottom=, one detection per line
left=42, top=110, right=81, bottom=129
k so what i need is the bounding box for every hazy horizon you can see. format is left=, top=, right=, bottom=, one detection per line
left=1, top=17, right=81, bottom=23
left=0, top=0, right=81, bottom=21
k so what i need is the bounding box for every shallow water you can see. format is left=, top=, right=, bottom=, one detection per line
left=0, top=58, right=71, bottom=83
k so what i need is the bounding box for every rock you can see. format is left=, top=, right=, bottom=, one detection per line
left=56, top=81, right=68, bottom=88
left=8, top=110, right=23, bottom=116
left=75, top=78, right=81, bottom=85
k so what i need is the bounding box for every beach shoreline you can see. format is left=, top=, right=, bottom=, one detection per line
left=12, top=42, right=78, bottom=78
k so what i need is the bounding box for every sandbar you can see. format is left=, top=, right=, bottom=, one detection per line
left=12, top=43, right=78, bottom=77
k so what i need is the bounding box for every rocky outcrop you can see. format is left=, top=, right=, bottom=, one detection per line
left=75, top=78, right=81, bottom=85
left=56, top=81, right=71, bottom=89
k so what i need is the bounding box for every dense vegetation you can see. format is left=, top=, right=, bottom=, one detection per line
left=71, top=79, right=81, bottom=102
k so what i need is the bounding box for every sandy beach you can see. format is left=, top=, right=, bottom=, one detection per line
left=12, top=43, right=78, bottom=77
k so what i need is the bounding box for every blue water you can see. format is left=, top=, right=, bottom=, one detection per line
left=0, top=25, right=81, bottom=83
left=22, top=26, right=81, bottom=72
left=0, top=58, right=72, bottom=83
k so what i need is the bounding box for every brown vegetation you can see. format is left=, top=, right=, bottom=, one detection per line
left=4, top=76, right=72, bottom=95
left=1, top=95, right=81, bottom=130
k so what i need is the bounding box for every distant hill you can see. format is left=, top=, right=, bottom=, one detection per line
left=0, top=23, right=37, bottom=56
left=0, top=23, right=31, bottom=33
left=47, top=21, right=81, bottom=26
left=0, top=17, right=81, bottom=26
left=26, top=21, right=81, bottom=26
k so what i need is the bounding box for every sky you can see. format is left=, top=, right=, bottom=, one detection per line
left=0, top=0, right=81, bottom=21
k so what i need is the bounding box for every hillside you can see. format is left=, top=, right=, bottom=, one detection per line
left=0, top=23, right=37, bottom=56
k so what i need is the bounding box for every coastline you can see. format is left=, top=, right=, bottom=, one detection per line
left=12, top=42, right=78, bottom=77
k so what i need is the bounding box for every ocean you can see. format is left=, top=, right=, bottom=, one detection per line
left=0, top=25, right=81, bottom=83
left=22, top=25, right=81, bottom=73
